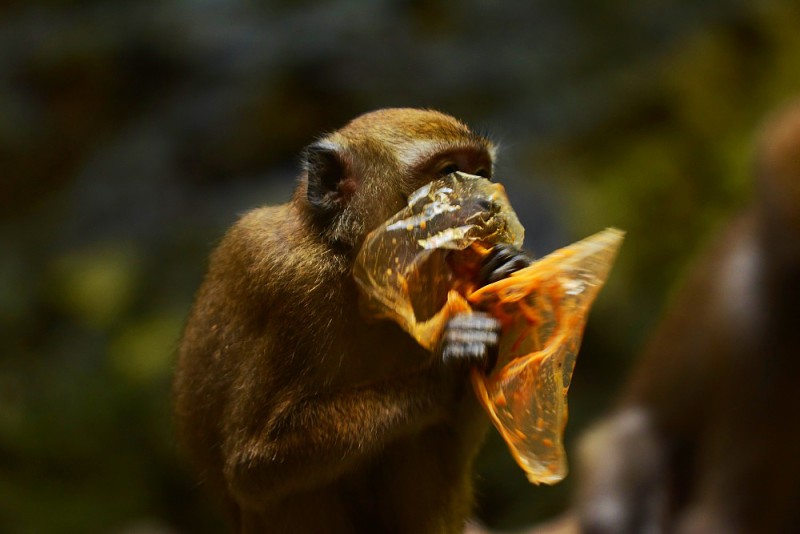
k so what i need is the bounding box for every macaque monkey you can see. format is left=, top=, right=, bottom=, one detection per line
left=575, top=100, right=800, bottom=533
left=173, top=109, right=532, bottom=533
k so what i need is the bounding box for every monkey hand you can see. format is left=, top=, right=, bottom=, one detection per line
left=441, top=312, right=501, bottom=373
left=478, top=243, right=533, bottom=285
left=440, top=244, right=532, bottom=372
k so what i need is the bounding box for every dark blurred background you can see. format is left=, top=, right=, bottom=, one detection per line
left=2, top=1, right=800, bottom=532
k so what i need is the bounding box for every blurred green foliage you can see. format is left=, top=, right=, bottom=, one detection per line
left=2, top=0, right=800, bottom=532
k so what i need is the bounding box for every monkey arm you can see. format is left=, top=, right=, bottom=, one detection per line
left=222, top=365, right=457, bottom=507
left=200, top=206, right=503, bottom=509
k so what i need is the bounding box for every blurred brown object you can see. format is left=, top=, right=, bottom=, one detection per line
left=467, top=514, right=579, bottom=534
left=572, top=99, right=800, bottom=533
left=520, top=514, right=580, bottom=534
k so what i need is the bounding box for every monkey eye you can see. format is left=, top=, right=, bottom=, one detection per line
left=437, top=162, right=461, bottom=176
left=435, top=161, right=491, bottom=180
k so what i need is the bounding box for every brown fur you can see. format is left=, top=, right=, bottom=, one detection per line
left=575, top=101, right=800, bottom=533
left=174, top=109, right=499, bottom=533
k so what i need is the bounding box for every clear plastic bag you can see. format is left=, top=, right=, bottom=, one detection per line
left=353, top=172, right=623, bottom=484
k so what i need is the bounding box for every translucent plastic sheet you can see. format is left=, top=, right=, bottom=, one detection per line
left=353, top=172, right=623, bottom=484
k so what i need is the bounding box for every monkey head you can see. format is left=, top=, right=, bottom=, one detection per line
left=297, top=108, right=497, bottom=251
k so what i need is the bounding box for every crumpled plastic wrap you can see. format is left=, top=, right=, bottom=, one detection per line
left=353, top=172, right=623, bottom=484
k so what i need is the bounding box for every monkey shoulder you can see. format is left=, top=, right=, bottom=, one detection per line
left=207, top=204, right=340, bottom=298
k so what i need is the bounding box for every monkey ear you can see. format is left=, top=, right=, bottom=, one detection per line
left=304, top=142, right=347, bottom=215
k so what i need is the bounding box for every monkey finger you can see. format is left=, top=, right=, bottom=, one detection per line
left=446, top=313, right=501, bottom=333
left=441, top=312, right=501, bottom=371
left=443, top=329, right=499, bottom=348
left=442, top=342, right=489, bottom=364
left=480, top=244, right=533, bottom=285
